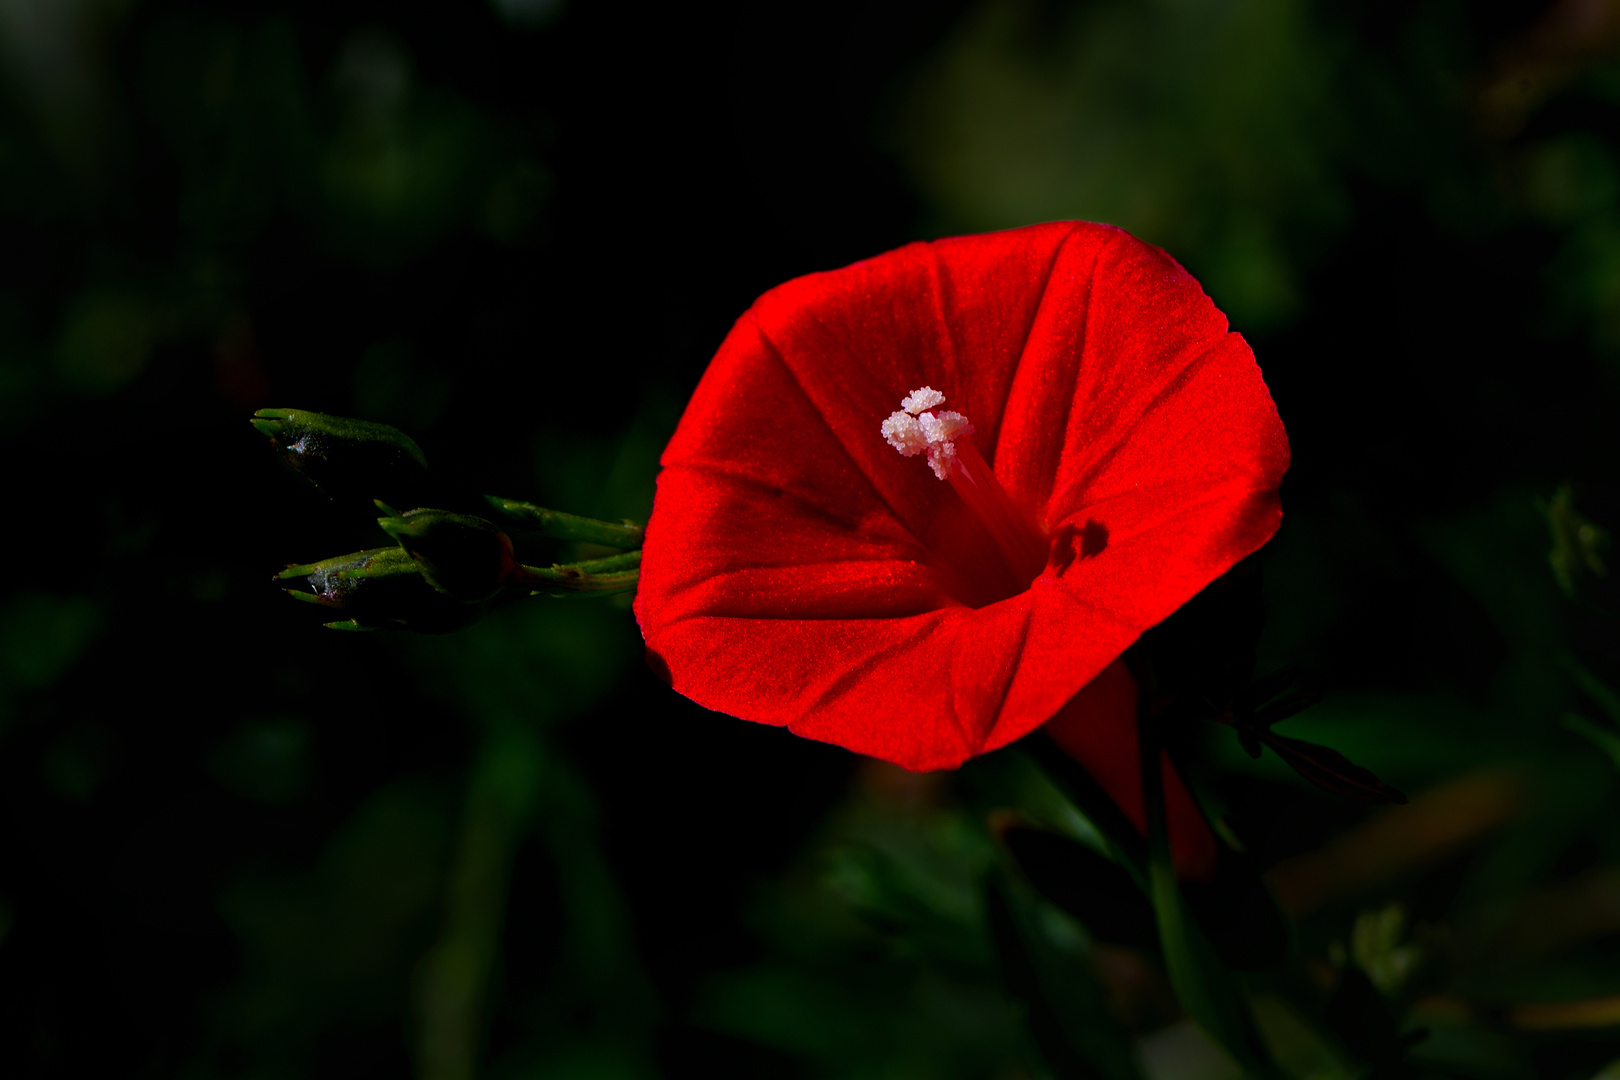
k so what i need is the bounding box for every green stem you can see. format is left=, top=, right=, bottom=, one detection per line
left=415, top=721, right=540, bottom=1080
left=511, top=551, right=641, bottom=596
left=1138, top=717, right=1280, bottom=1079
left=483, top=495, right=644, bottom=549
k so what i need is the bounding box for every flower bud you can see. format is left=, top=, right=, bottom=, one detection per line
left=277, top=546, right=489, bottom=633
left=377, top=508, right=515, bottom=604
left=251, top=408, right=429, bottom=505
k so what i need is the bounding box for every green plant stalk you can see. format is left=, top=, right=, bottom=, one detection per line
left=512, top=551, right=641, bottom=596
left=483, top=495, right=645, bottom=549
left=416, top=720, right=542, bottom=1080
left=1139, top=720, right=1279, bottom=1079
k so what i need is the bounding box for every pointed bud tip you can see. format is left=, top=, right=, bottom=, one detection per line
left=248, top=408, right=430, bottom=500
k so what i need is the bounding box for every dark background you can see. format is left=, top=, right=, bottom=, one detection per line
left=4, top=0, right=1620, bottom=1077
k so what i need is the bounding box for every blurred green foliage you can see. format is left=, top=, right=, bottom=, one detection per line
left=7, top=0, right=1620, bottom=1077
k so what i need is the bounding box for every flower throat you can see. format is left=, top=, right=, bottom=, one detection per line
left=882, top=387, right=1048, bottom=600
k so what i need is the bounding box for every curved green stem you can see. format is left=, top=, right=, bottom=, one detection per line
left=483, top=495, right=644, bottom=549
left=511, top=551, right=641, bottom=596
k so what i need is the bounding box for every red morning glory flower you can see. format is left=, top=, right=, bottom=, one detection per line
left=635, top=222, right=1289, bottom=878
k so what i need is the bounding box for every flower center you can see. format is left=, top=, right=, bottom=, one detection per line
left=883, top=387, right=1048, bottom=600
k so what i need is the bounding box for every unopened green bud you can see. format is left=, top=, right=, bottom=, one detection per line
left=252, top=408, right=429, bottom=505
left=378, top=508, right=515, bottom=603
left=277, top=546, right=488, bottom=633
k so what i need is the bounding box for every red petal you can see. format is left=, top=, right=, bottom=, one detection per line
left=636, top=222, right=1288, bottom=771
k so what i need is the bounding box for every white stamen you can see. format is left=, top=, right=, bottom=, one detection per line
left=918, top=409, right=971, bottom=445
left=925, top=437, right=958, bottom=480
left=882, top=389, right=974, bottom=481
left=901, top=386, right=946, bottom=415
left=880, top=412, right=927, bottom=456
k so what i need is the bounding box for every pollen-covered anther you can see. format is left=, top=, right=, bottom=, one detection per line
left=880, top=411, right=927, bottom=457
left=882, top=388, right=975, bottom=480
left=900, top=386, right=945, bottom=415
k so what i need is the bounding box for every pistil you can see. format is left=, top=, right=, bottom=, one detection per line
left=882, top=387, right=1048, bottom=592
